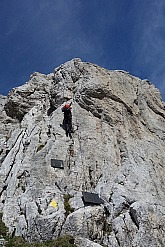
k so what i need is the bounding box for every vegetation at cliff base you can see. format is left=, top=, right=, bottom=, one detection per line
left=0, top=213, right=76, bottom=247
left=6, top=235, right=76, bottom=247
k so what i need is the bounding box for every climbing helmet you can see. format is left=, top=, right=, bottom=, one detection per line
left=65, top=103, right=70, bottom=109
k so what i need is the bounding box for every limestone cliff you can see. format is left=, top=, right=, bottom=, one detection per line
left=0, top=58, right=165, bottom=247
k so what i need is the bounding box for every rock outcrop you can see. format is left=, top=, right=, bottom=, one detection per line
left=0, top=58, right=165, bottom=246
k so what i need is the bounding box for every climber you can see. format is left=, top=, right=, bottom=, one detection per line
left=61, top=102, right=73, bottom=138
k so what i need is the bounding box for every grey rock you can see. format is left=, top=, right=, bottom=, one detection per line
left=61, top=205, right=105, bottom=240
left=0, top=238, right=6, bottom=247
left=75, top=237, right=103, bottom=247
left=0, top=58, right=165, bottom=246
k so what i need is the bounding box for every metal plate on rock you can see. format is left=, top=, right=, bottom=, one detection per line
left=82, top=192, right=102, bottom=205
left=51, top=159, right=64, bottom=169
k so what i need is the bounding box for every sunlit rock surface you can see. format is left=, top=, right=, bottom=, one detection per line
left=0, top=59, right=165, bottom=246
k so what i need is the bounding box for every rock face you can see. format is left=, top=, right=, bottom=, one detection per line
left=0, top=58, right=165, bottom=246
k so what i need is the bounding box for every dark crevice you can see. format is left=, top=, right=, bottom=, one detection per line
left=0, top=155, right=6, bottom=164
left=114, top=202, right=130, bottom=218
left=146, top=100, right=165, bottom=119
left=51, top=224, right=56, bottom=234
left=129, top=207, right=139, bottom=229
left=0, top=149, right=3, bottom=156
left=17, top=170, right=30, bottom=180
left=26, top=126, right=36, bottom=138
left=5, top=150, right=10, bottom=156
left=24, top=206, right=28, bottom=229
left=55, top=182, right=63, bottom=192
left=47, top=95, right=57, bottom=116
left=22, top=140, right=30, bottom=153
left=11, top=227, right=16, bottom=238
left=6, top=129, right=23, bottom=154
left=104, top=206, right=110, bottom=217
left=36, top=202, right=42, bottom=214
left=102, top=215, right=112, bottom=237
left=4, top=131, right=24, bottom=185
left=108, top=192, right=113, bottom=202
left=0, top=185, right=8, bottom=198
left=46, top=125, right=51, bottom=137
left=89, top=167, right=94, bottom=188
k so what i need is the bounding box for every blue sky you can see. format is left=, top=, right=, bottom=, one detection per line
left=0, top=0, right=165, bottom=101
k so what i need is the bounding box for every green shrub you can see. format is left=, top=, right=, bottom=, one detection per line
left=54, top=235, right=75, bottom=247
left=63, top=194, right=74, bottom=217
left=5, top=235, right=77, bottom=247
left=37, top=143, right=46, bottom=152
left=6, top=236, right=33, bottom=247
left=0, top=213, right=8, bottom=237
left=103, top=219, right=112, bottom=235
